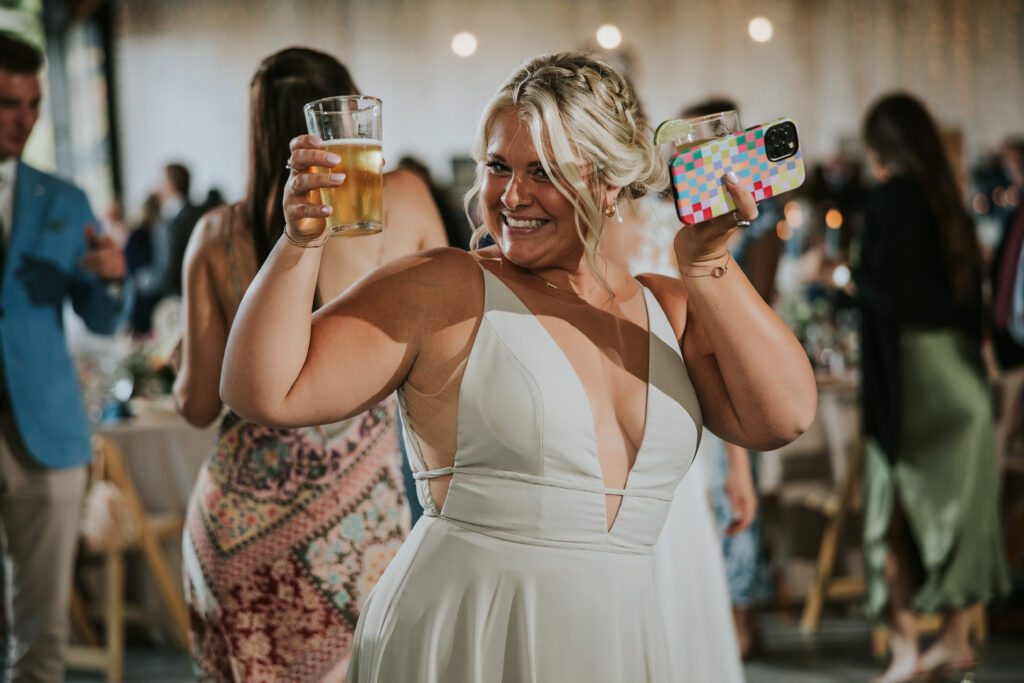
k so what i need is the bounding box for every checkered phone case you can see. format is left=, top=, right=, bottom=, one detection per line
left=669, top=117, right=805, bottom=225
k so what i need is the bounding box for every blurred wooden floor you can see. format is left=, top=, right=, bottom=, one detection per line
left=66, top=610, right=1024, bottom=682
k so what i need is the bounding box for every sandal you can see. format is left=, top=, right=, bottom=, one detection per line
left=916, top=655, right=978, bottom=682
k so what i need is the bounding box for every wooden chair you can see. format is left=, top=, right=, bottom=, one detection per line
left=66, top=434, right=190, bottom=681
left=798, top=433, right=866, bottom=635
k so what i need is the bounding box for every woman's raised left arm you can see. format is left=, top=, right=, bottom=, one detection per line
left=665, top=173, right=816, bottom=450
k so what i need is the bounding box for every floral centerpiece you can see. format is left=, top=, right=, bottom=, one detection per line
left=76, top=297, right=182, bottom=421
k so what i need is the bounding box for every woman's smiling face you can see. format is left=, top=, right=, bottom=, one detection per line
left=481, top=108, right=588, bottom=270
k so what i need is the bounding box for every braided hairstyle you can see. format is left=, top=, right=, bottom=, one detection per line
left=465, top=52, right=667, bottom=284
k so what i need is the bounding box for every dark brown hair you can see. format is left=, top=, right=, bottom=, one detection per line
left=164, top=163, right=190, bottom=197
left=864, top=92, right=980, bottom=304
left=245, top=47, right=358, bottom=265
left=0, top=33, right=44, bottom=74
left=681, top=97, right=738, bottom=120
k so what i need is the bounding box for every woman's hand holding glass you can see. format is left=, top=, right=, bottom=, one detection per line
left=283, top=134, right=346, bottom=246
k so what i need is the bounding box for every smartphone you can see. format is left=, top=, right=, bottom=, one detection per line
left=669, top=117, right=806, bottom=225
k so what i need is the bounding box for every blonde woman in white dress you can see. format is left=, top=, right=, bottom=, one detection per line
left=221, top=52, right=816, bottom=682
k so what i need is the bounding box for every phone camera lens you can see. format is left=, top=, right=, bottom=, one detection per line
left=765, top=122, right=798, bottom=161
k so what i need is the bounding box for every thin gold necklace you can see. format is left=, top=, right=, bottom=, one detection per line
left=476, top=254, right=592, bottom=295
left=533, top=273, right=559, bottom=290
left=477, top=254, right=560, bottom=290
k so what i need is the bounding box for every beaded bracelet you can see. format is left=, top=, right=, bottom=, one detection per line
left=680, top=251, right=731, bottom=278
left=284, top=227, right=330, bottom=248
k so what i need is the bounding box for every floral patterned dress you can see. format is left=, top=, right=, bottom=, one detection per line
left=183, top=399, right=410, bottom=682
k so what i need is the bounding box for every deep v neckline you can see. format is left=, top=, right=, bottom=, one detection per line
left=481, top=269, right=654, bottom=533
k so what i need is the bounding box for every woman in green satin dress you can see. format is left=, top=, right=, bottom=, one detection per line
left=855, top=93, right=1011, bottom=683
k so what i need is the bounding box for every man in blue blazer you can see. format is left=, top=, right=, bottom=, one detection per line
left=0, top=33, right=130, bottom=682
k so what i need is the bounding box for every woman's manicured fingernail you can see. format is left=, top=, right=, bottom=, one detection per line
left=726, top=171, right=740, bottom=184
left=329, top=173, right=346, bottom=182
left=325, top=153, right=341, bottom=165
left=310, top=135, right=323, bottom=145
left=320, top=206, right=331, bottom=215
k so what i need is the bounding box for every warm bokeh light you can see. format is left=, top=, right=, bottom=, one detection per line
left=596, top=24, right=623, bottom=50
left=825, top=208, right=843, bottom=229
left=451, top=32, right=478, bottom=57
left=1007, top=185, right=1021, bottom=207
left=972, top=193, right=990, bottom=215
left=748, top=17, right=774, bottom=43
left=832, top=264, right=852, bottom=288
left=783, top=200, right=804, bottom=228
left=993, top=186, right=1007, bottom=207
left=776, top=220, right=792, bottom=241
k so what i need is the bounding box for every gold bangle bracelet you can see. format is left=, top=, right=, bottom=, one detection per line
left=680, top=251, right=731, bottom=278
left=284, top=227, right=330, bottom=248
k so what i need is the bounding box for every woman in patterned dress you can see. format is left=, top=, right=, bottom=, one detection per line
left=172, top=47, right=447, bottom=681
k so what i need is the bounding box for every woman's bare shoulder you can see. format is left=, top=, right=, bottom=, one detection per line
left=322, top=246, right=482, bottom=313
left=383, top=167, right=431, bottom=194
left=369, top=245, right=484, bottom=298
left=185, top=203, right=243, bottom=263
left=316, top=246, right=485, bottom=353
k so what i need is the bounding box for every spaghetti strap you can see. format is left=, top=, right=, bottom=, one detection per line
left=224, top=207, right=245, bottom=300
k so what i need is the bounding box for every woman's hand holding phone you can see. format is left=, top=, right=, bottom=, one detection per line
left=658, top=115, right=806, bottom=275
left=673, top=172, right=758, bottom=274
left=667, top=117, right=805, bottom=226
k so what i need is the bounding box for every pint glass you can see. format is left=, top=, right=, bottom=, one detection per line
left=673, top=110, right=740, bottom=151
left=303, top=95, right=383, bottom=237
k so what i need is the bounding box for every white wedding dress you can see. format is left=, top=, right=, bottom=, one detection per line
left=654, top=439, right=745, bottom=682
left=347, top=265, right=703, bottom=682
left=635, top=195, right=746, bottom=683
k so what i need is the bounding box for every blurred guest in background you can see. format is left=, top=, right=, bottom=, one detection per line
left=856, top=92, right=1011, bottom=683
left=100, top=198, right=129, bottom=247
left=132, top=163, right=203, bottom=315
left=157, top=162, right=203, bottom=297
left=0, top=32, right=129, bottom=682
left=992, top=138, right=1024, bottom=364
left=173, top=46, right=446, bottom=681
left=124, top=192, right=161, bottom=334
left=200, top=186, right=226, bottom=215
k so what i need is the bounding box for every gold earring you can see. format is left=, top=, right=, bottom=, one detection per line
left=603, top=203, right=617, bottom=218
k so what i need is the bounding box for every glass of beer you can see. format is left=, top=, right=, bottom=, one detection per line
left=303, top=95, right=383, bottom=237
left=675, top=110, right=740, bottom=152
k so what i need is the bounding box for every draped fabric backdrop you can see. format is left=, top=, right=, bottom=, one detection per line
left=112, top=0, right=1023, bottom=217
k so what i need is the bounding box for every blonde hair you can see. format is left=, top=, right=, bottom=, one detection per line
left=464, top=52, right=668, bottom=284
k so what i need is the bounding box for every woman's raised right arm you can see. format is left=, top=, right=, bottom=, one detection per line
left=220, top=135, right=463, bottom=428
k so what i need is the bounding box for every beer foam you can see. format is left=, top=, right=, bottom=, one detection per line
left=322, top=138, right=383, bottom=147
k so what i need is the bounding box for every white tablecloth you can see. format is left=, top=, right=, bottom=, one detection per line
left=97, top=410, right=219, bottom=517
